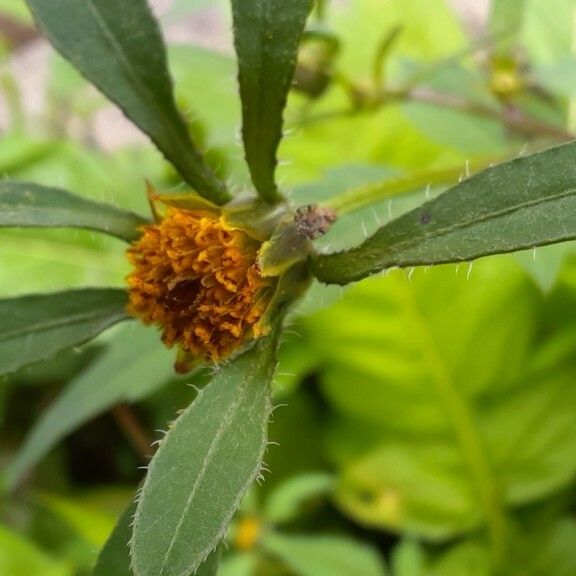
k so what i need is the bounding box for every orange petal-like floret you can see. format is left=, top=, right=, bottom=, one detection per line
left=126, top=208, right=272, bottom=361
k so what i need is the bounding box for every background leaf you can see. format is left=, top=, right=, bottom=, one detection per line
left=0, top=524, right=71, bottom=576
left=263, top=533, right=387, bottom=576
left=92, top=496, right=136, bottom=576
left=489, top=0, right=528, bottom=55
left=0, top=181, right=147, bottom=242
left=4, top=323, right=175, bottom=491
left=301, top=259, right=576, bottom=541
left=219, top=553, right=257, bottom=576
left=24, top=0, right=229, bottom=203
left=391, top=539, right=425, bottom=576
left=263, top=473, right=334, bottom=525
left=427, top=541, right=490, bottom=576
left=312, top=141, right=576, bottom=284
left=0, top=288, right=128, bottom=377
left=131, top=332, right=279, bottom=576
left=37, top=492, right=115, bottom=548
left=231, top=0, right=312, bottom=202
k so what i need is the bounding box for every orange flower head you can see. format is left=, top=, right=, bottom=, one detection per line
left=126, top=207, right=273, bottom=363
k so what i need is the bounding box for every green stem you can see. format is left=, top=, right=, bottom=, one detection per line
left=405, top=88, right=573, bottom=141
left=321, top=157, right=500, bottom=216
left=402, top=287, right=507, bottom=568
left=299, top=68, right=574, bottom=142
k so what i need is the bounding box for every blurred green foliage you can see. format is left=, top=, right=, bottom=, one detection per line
left=2, top=0, right=576, bottom=575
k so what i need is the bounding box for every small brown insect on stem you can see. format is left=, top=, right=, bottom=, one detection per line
left=295, top=204, right=337, bottom=239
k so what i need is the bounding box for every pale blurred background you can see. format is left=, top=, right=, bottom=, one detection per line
left=0, top=0, right=490, bottom=149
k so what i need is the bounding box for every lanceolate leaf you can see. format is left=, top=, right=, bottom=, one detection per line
left=231, top=0, right=312, bottom=203
left=93, top=495, right=221, bottom=576
left=131, top=332, right=280, bottom=576
left=0, top=288, right=129, bottom=376
left=0, top=182, right=147, bottom=242
left=312, top=141, right=576, bottom=285
left=25, top=0, right=229, bottom=204
left=5, top=324, right=174, bottom=491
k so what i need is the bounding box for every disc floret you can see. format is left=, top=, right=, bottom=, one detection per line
left=126, top=206, right=274, bottom=364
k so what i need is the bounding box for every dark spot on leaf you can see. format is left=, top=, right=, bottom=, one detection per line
left=420, top=211, right=432, bottom=225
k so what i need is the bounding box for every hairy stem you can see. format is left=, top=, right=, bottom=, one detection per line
left=322, top=156, right=501, bottom=216
left=297, top=76, right=573, bottom=143
left=406, top=87, right=573, bottom=141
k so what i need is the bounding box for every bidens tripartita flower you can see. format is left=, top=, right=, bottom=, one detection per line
left=125, top=187, right=326, bottom=372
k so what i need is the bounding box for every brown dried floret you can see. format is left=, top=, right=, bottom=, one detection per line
left=126, top=207, right=273, bottom=362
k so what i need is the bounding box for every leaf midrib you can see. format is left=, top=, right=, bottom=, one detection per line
left=83, top=0, right=222, bottom=197
left=375, top=184, right=576, bottom=255
left=157, top=358, right=265, bottom=576
left=0, top=302, right=127, bottom=342
left=400, top=282, right=507, bottom=562
left=84, top=0, right=182, bottom=145
left=0, top=205, right=142, bottom=222
left=158, top=389, right=245, bottom=575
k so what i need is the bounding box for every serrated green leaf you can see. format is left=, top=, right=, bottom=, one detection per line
left=131, top=332, right=280, bottom=576
left=312, top=142, right=576, bottom=285
left=0, top=288, right=128, bottom=377
left=231, top=0, right=312, bottom=202
left=5, top=323, right=174, bottom=491
left=0, top=182, right=147, bottom=242
left=25, top=0, right=229, bottom=204
left=263, top=533, right=387, bottom=576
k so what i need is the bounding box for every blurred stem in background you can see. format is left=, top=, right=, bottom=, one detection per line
left=111, top=405, right=152, bottom=463
left=299, top=73, right=573, bottom=142
left=322, top=156, right=500, bottom=215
